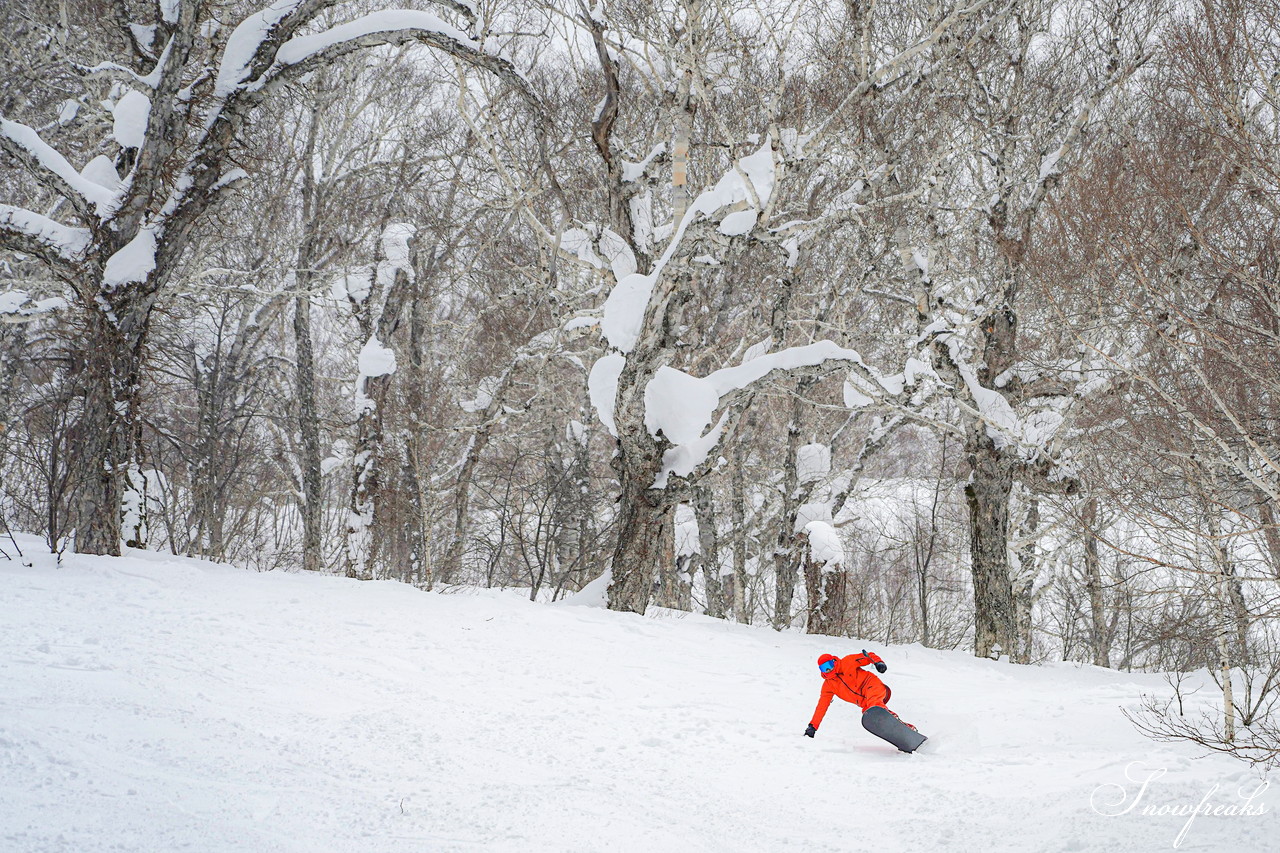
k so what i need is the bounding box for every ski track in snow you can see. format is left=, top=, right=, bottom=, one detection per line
left=0, top=538, right=1273, bottom=852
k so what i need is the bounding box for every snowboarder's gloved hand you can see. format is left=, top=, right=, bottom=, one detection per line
left=804, top=724, right=816, bottom=738
left=874, top=661, right=887, bottom=673
left=863, top=648, right=888, bottom=673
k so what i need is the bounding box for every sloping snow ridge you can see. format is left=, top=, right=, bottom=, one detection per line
left=0, top=537, right=1273, bottom=852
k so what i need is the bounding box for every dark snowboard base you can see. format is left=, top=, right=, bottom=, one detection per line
left=861, top=706, right=927, bottom=753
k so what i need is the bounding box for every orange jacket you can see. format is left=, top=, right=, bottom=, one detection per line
left=809, top=653, right=890, bottom=730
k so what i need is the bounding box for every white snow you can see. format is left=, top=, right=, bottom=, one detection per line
left=587, top=353, right=625, bottom=437
left=102, top=227, right=159, bottom=288
left=955, top=357, right=1020, bottom=448
left=599, top=270, right=653, bottom=353
left=843, top=375, right=875, bottom=408
left=216, top=0, right=306, bottom=96
left=0, top=205, right=91, bottom=259
left=674, top=503, right=699, bottom=557
left=0, top=289, right=68, bottom=319
left=621, top=142, right=667, bottom=183
left=334, top=270, right=373, bottom=304
left=460, top=375, right=500, bottom=413
left=803, top=519, right=844, bottom=569
left=639, top=342, right=876, bottom=487
left=357, top=335, right=396, bottom=379
left=0, top=539, right=1272, bottom=852
left=654, top=413, right=729, bottom=488
left=1039, top=145, right=1065, bottom=181
left=562, top=315, right=600, bottom=333
left=796, top=443, right=831, bottom=484
left=111, top=89, right=152, bottom=149
left=56, top=99, right=80, bottom=125
left=80, top=155, right=122, bottom=192
left=596, top=228, right=636, bottom=280
left=560, top=227, right=636, bottom=281
left=644, top=366, right=719, bottom=445
left=354, top=335, right=396, bottom=412
left=273, top=11, right=476, bottom=70
left=598, top=141, right=776, bottom=353
left=0, top=118, right=119, bottom=217
left=717, top=208, right=758, bottom=236
left=379, top=222, right=415, bottom=273
left=559, top=228, right=604, bottom=269
left=129, top=22, right=157, bottom=51
left=735, top=142, right=776, bottom=208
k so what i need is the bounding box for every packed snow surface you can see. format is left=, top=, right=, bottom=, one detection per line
left=1, top=537, right=1273, bottom=852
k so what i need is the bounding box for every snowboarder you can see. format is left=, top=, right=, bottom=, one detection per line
left=804, top=650, right=926, bottom=752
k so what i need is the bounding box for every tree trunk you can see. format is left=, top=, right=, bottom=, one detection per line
left=71, top=306, right=149, bottom=555
left=293, top=108, right=325, bottom=573
left=658, top=551, right=692, bottom=610
left=731, top=446, right=749, bottom=623
left=1012, top=495, right=1039, bottom=664
left=804, top=547, right=849, bottom=636
left=345, top=389, right=382, bottom=580
left=293, top=292, right=323, bottom=572
left=1081, top=496, right=1111, bottom=667
left=772, top=394, right=805, bottom=630
left=965, top=432, right=1017, bottom=659
left=1256, top=495, right=1280, bottom=580
left=694, top=484, right=727, bottom=618
left=606, top=472, right=673, bottom=613
left=917, top=555, right=931, bottom=648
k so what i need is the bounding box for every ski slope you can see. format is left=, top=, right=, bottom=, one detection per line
left=0, top=538, right=1273, bottom=852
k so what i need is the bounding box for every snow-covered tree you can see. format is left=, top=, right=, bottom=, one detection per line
left=0, top=0, right=534, bottom=554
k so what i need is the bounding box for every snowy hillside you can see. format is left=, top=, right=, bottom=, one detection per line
left=1, top=539, right=1273, bottom=852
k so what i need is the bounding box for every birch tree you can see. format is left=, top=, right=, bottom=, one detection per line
left=0, top=0, right=535, bottom=554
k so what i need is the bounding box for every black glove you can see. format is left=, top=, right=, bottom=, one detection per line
left=863, top=649, right=888, bottom=673
left=804, top=724, right=816, bottom=738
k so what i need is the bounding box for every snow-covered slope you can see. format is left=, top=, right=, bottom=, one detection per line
left=1, top=538, right=1273, bottom=852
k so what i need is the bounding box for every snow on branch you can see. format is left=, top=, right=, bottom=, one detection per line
left=252, top=10, right=537, bottom=107
left=273, top=10, right=472, bottom=67
left=0, top=289, right=68, bottom=323
left=600, top=141, right=775, bottom=352
left=804, top=520, right=845, bottom=571
left=0, top=204, right=91, bottom=264
left=167, top=3, right=534, bottom=242
left=216, top=0, right=308, bottom=97
left=635, top=341, right=902, bottom=488
left=0, top=117, right=119, bottom=219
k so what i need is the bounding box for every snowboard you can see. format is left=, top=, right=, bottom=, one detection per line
left=861, top=706, right=927, bottom=753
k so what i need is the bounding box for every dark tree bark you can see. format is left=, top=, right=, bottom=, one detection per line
left=607, top=472, right=675, bottom=613
left=804, top=550, right=850, bottom=637
left=731, top=443, right=749, bottom=623
left=70, top=300, right=153, bottom=555
left=965, top=431, right=1018, bottom=659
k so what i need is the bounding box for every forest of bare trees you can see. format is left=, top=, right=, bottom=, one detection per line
left=5, top=0, right=1280, bottom=764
